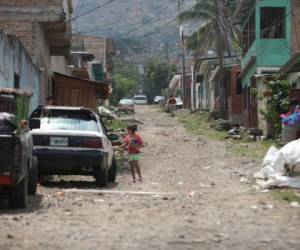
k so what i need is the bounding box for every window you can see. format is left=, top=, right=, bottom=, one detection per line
left=40, top=109, right=100, bottom=132
left=14, top=74, right=20, bottom=89
left=260, top=7, right=285, bottom=39
left=237, top=78, right=243, bottom=95
left=242, top=11, right=256, bottom=55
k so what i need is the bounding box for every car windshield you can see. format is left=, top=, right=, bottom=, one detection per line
left=119, top=99, right=133, bottom=105
left=39, top=109, right=99, bottom=132
left=135, top=96, right=146, bottom=100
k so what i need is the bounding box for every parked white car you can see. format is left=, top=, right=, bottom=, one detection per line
left=29, top=106, right=117, bottom=187
left=153, top=96, right=165, bottom=104
left=176, top=97, right=183, bottom=109
left=134, top=95, right=148, bottom=105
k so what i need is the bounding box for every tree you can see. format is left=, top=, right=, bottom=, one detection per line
left=178, top=0, right=239, bottom=117
left=143, top=58, right=177, bottom=101
left=110, top=56, right=140, bottom=104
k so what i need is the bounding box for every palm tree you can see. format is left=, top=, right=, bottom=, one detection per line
left=178, top=0, right=239, bottom=118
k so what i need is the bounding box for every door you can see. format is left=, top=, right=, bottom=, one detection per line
left=250, top=78, right=258, bottom=127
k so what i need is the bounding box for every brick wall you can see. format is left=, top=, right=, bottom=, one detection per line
left=0, top=19, right=33, bottom=56
left=291, top=0, right=300, bottom=54
left=83, top=36, right=107, bottom=61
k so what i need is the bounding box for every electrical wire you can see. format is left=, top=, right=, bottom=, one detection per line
left=78, top=2, right=171, bottom=34
left=72, top=0, right=117, bottom=21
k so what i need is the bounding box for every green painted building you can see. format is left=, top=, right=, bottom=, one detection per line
left=238, top=0, right=292, bottom=86
left=235, top=0, right=299, bottom=129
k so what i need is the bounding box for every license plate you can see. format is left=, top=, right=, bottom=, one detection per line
left=50, top=137, right=68, bottom=146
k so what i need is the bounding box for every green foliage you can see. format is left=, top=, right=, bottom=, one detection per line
left=103, top=118, right=127, bottom=132
left=177, top=110, right=280, bottom=160
left=143, top=58, right=177, bottom=101
left=274, top=190, right=300, bottom=203
left=259, top=80, right=292, bottom=136
left=177, top=111, right=227, bottom=140
left=111, top=57, right=140, bottom=104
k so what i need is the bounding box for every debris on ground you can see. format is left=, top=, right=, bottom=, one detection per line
left=120, top=118, right=144, bottom=125
left=290, top=201, right=300, bottom=208
left=253, top=140, right=300, bottom=189
left=98, top=106, right=117, bottom=120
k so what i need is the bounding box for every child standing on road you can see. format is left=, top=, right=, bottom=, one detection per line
left=121, top=125, right=144, bottom=182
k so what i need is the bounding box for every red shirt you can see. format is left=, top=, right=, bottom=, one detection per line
left=124, top=134, right=143, bottom=154
left=168, top=97, right=176, bottom=105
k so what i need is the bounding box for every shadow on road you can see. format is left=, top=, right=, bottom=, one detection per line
left=41, top=180, right=119, bottom=190
left=0, top=194, right=43, bottom=214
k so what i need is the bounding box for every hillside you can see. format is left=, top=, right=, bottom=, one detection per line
left=72, top=0, right=194, bottom=60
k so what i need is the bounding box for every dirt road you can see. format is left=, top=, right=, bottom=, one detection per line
left=1, top=106, right=300, bottom=250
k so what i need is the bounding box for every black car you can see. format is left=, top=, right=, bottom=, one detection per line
left=29, top=106, right=117, bottom=187
left=0, top=91, right=38, bottom=209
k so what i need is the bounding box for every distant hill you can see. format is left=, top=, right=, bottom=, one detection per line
left=72, top=0, right=195, bottom=61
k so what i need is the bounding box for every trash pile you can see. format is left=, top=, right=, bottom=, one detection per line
left=98, top=106, right=117, bottom=120
left=253, top=139, right=300, bottom=189
left=280, top=108, right=300, bottom=144
left=0, top=112, right=17, bottom=134
left=280, top=107, right=300, bottom=126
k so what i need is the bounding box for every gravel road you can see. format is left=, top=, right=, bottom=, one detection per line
left=1, top=105, right=300, bottom=250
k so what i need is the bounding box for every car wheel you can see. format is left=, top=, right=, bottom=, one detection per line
left=9, top=171, right=28, bottom=209
left=95, top=167, right=108, bottom=187
left=108, top=158, right=117, bottom=182
left=28, top=156, right=38, bottom=195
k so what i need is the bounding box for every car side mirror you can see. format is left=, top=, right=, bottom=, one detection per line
left=108, top=133, right=120, bottom=141
left=29, top=119, right=40, bottom=129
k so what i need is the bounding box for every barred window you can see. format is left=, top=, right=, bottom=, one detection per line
left=260, top=7, right=285, bottom=39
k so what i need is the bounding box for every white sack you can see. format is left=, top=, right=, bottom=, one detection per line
left=254, top=139, right=300, bottom=188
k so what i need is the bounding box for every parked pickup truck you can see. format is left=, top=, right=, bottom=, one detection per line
left=0, top=90, right=38, bottom=208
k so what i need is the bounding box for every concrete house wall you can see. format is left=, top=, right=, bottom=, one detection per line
left=0, top=0, right=72, bottom=103
left=0, top=30, right=40, bottom=111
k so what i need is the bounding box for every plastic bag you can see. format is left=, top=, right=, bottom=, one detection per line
left=0, top=112, right=16, bottom=134
left=254, top=139, right=300, bottom=188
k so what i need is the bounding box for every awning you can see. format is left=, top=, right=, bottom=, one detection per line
left=239, top=56, right=256, bottom=79
left=0, top=88, right=33, bottom=97
left=278, top=53, right=300, bottom=77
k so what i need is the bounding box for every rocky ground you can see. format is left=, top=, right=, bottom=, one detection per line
left=0, top=105, right=300, bottom=250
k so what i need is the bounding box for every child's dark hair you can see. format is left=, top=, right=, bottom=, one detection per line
left=127, top=125, right=137, bottom=133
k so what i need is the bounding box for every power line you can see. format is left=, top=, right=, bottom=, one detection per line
left=82, top=16, right=176, bottom=35
left=120, top=16, right=177, bottom=37
left=72, top=0, right=117, bottom=21
left=78, top=2, right=171, bottom=34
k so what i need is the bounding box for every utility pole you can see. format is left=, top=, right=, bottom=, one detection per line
left=164, top=42, right=170, bottom=63
left=178, top=0, right=187, bottom=107
left=180, top=25, right=186, bottom=108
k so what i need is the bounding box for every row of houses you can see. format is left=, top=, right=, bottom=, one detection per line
left=0, top=0, right=115, bottom=113
left=174, top=0, right=300, bottom=137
